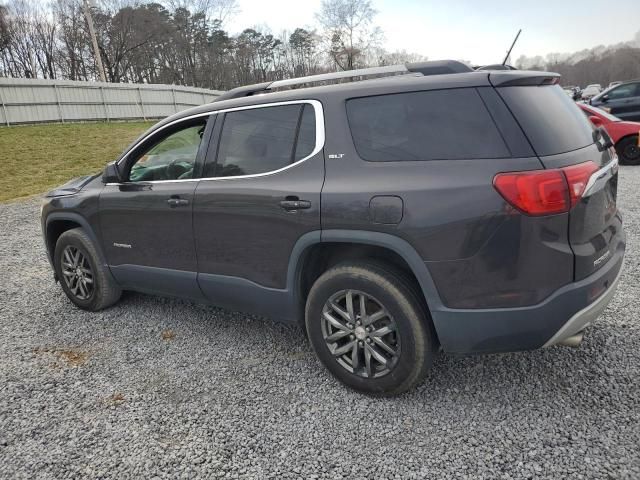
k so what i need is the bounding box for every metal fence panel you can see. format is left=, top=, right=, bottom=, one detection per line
left=0, top=78, right=223, bottom=125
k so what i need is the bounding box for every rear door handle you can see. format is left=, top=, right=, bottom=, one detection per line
left=167, top=197, right=190, bottom=208
left=279, top=198, right=311, bottom=211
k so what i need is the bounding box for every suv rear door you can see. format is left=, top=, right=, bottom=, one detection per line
left=192, top=101, right=324, bottom=319
left=497, top=81, right=624, bottom=281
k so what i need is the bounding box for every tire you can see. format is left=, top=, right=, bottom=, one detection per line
left=53, top=228, right=121, bottom=311
left=305, top=261, right=436, bottom=396
left=616, top=135, right=640, bottom=165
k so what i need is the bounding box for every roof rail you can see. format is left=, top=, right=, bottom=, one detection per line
left=213, top=60, right=473, bottom=102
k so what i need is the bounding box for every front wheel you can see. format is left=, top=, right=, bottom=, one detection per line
left=616, top=135, right=640, bottom=165
left=53, top=228, right=121, bottom=311
left=305, top=262, right=436, bottom=396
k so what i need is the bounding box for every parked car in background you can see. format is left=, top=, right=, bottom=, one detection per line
left=579, top=103, right=640, bottom=165
left=582, top=84, right=602, bottom=100
left=563, top=85, right=582, bottom=101
left=590, top=80, right=640, bottom=122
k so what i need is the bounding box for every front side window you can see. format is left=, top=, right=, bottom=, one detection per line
left=206, top=103, right=315, bottom=178
left=128, top=121, right=206, bottom=182
left=607, top=83, right=639, bottom=100
left=346, top=88, right=510, bottom=161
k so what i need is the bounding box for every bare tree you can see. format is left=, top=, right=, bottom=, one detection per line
left=376, top=49, right=426, bottom=66
left=32, top=4, right=57, bottom=78
left=55, top=0, right=92, bottom=80
left=0, top=4, right=9, bottom=75
left=316, top=0, right=381, bottom=70
left=2, top=0, right=38, bottom=77
left=288, top=28, right=321, bottom=76
left=0, top=4, right=8, bottom=47
left=163, top=0, right=238, bottom=23
left=0, top=0, right=427, bottom=88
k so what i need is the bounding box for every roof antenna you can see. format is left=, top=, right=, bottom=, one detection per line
left=503, top=29, right=522, bottom=66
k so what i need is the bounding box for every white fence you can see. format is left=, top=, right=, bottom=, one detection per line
left=0, top=78, right=224, bottom=126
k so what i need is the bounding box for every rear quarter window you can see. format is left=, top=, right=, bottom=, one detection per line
left=346, top=88, right=510, bottom=161
left=498, top=85, right=594, bottom=157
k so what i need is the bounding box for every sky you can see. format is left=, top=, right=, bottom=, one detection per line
left=225, top=0, right=640, bottom=64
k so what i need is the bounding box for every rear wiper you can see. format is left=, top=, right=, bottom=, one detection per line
left=593, top=126, right=613, bottom=152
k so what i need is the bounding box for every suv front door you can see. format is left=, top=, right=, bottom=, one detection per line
left=193, top=101, right=324, bottom=320
left=601, top=82, right=640, bottom=121
left=99, top=115, right=214, bottom=299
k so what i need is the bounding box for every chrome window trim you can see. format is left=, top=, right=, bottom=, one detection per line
left=107, top=99, right=324, bottom=185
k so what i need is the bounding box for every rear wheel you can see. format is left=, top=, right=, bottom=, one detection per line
left=54, top=228, right=121, bottom=311
left=305, top=262, right=436, bottom=395
left=616, top=135, right=640, bottom=165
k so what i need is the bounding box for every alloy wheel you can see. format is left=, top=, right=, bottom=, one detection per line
left=623, top=143, right=640, bottom=162
left=61, top=246, right=94, bottom=300
left=321, top=289, right=400, bottom=378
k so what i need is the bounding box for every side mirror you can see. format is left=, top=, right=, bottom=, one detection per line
left=601, top=94, right=609, bottom=102
left=588, top=115, right=604, bottom=127
left=102, top=161, right=122, bottom=184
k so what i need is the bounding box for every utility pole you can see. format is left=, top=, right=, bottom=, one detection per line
left=82, top=0, right=107, bottom=83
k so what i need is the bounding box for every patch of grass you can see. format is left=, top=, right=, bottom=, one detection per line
left=0, top=121, right=153, bottom=202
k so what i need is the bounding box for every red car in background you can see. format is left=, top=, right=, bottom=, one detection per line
left=578, top=103, right=640, bottom=165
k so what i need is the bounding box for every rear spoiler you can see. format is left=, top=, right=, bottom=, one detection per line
left=489, top=70, right=561, bottom=87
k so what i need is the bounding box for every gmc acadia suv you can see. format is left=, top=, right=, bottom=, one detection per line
left=41, top=61, right=625, bottom=395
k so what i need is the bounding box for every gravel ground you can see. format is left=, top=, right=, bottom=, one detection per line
left=1, top=168, right=639, bottom=480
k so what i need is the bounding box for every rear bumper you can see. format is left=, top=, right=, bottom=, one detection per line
left=542, top=264, right=622, bottom=347
left=430, top=237, right=625, bottom=354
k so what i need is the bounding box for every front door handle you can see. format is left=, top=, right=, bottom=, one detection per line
left=279, top=197, right=311, bottom=211
left=167, top=197, right=190, bottom=208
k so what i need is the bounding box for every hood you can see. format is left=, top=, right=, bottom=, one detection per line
left=45, top=174, right=99, bottom=197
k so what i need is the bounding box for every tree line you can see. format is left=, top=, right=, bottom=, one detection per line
left=515, top=32, right=640, bottom=87
left=0, top=0, right=425, bottom=90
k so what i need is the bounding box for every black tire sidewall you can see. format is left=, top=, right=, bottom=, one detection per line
left=305, top=265, right=431, bottom=395
left=616, top=136, right=640, bottom=165
left=54, top=231, right=101, bottom=310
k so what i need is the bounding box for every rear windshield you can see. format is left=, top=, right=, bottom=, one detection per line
left=346, top=88, right=510, bottom=161
left=498, top=85, right=594, bottom=157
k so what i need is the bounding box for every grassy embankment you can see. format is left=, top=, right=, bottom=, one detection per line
left=0, top=122, right=153, bottom=202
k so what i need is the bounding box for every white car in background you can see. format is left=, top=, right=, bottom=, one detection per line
left=582, top=84, right=602, bottom=100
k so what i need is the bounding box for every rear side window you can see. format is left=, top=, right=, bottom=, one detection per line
left=498, top=85, right=594, bottom=156
left=207, top=104, right=315, bottom=178
left=346, top=88, right=510, bottom=161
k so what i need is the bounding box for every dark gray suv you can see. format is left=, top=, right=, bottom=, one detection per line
left=41, top=61, right=625, bottom=395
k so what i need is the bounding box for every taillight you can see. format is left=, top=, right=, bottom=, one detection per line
left=563, top=161, right=599, bottom=206
left=493, top=161, right=599, bottom=216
